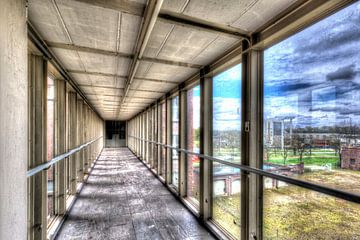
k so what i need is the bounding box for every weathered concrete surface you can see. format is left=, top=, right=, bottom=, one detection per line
left=0, top=0, right=27, bottom=239
left=56, top=148, right=215, bottom=240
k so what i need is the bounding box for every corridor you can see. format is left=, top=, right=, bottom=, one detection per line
left=56, top=148, right=215, bottom=240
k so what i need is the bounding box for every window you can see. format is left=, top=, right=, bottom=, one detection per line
left=171, top=96, right=179, bottom=188
left=186, top=85, right=201, bottom=207
left=160, top=103, right=166, bottom=178
left=212, top=64, right=242, bottom=239
left=263, top=2, right=360, bottom=238
left=47, top=77, right=55, bottom=223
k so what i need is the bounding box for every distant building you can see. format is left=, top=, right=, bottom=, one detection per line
left=341, top=147, right=360, bottom=170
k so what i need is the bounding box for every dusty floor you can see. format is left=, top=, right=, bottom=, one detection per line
left=56, top=148, right=215, bottom=240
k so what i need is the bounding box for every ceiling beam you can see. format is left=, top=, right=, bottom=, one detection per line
left=46, top=41, right=132, bottom=58
left=129, top=88, right=166, bottom=93
left=141, top=56, right=201, bottom=68
left=68, top=69, right=127, bottom=78
left=73, top=0, right=145, bottom=16
left=79, top=84, right=123, bottom=90
left=133, top=77, right=177, bottom=84
left=69, top=69, right=177, bottom=84
left=158, top=10, right=250, bottom=39
left=120, top=0, right=164, bottom=113
left=48, top=41, right=199, bottom=68
left=86, top=93, right=122, bottom=97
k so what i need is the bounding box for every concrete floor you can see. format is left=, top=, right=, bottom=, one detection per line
left=56, top=148, right=215, bottom=240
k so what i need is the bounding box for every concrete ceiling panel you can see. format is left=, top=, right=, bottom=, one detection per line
left=120, top=13, right=142, bottom=54
left=192, top=35, right=239, bottom=65
left=181, top=0, right=257, bottom=26
left=144, top=63, right=197, bottom=82
left=51, top=48, right=85, bottom=71
left=70, top=73, right=91, bottom=85
left=56, top=0, right=119, bottom=52
left=78, top=52, right=121, bottom=75
left=128, top=90, right=163, bottom=99
left=89, top=75, right=126, bottom=88
left=143, top=21, right=175, bottom=58
left=231, top=0, right=297, bottom=32
left=161, top=0, right=188, bottom=13
left=156, top=25, right=218, bottom=63
left=28, top=0, right=70, bottom=43
left=132, top=80, right=175, bottom=92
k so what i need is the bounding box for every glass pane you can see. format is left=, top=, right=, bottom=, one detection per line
left=148, top=110, right=152, bottom=165
left=172, top=96, right=179, bottom=188
left=264, top=177, right=360, bottom=239
left=187, top=85, right=201, bottom=206
left=47, top=77, right=55, bottom=223
left=212, top=64, right=242, bottom=239
left=160, top=103, right=166, bottom=177
left=263, top=2, right=360, bottom=195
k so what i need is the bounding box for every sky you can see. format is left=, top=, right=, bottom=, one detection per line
left=213, top=64, right=242, bottom=131
left=264, top=1, right=360, bottom=128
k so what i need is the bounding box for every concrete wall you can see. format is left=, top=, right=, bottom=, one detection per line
left=0, top=0, right=27, bottom=239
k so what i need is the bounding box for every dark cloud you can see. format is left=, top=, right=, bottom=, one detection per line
left=294, top=15, right=360, bottom=55
left=326, top=64, right=357, bottom=81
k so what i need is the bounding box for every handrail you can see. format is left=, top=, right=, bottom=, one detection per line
left=128, top=135, right=360, bottom=204
left=27, top=136, right=103, bottom=178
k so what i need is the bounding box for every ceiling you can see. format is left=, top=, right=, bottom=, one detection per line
left=28, top=0, right=297, bottom=120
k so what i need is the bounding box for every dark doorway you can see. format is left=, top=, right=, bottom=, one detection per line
left=105, top=121, right=126, bottom=147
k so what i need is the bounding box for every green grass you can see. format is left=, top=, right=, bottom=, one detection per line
left=265, top=149, right=340, bottom=166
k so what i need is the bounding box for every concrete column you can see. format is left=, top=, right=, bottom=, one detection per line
left=200, top=73, right=212, bottom=220
left=179, top=90, right=187, bottom=197
left=69, top=92, right=77, bottom=194
left=55, top=79, right=66, bottom=215
left=28, top=54, right=48, bottom=240
left=0, top=1, right=27, bottom=239
left=76, top=98, right=84, bottom=181
left=166, top=98, right=172, bottom=184
left=83, top=103, right=88, bottom=174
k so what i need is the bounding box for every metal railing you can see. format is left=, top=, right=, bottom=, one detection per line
left=27, top=136, right=103, bottom=178
left=128, top=135, right=360, bottom=204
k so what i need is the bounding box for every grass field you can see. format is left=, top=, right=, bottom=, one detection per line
left=265, top=148, right=340, bottom=166
left=211, top=169, right=360, bottom=240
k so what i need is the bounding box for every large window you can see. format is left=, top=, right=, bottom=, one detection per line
left=160, top=103, right=166, bottom=178
left=263, top=2, right=360, bottom=238
left=187, top=85, right=201, bottom=207
left=47, top=77, right=55, bottom=223
left=172, top=96, right=179, bottom=188
left=212, top=64, right=242, bottom=239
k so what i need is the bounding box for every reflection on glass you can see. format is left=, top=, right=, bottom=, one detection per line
left=263, top=2, right=360, bottom=238
left=212, top=64, right=242, bottom=239
left=47, top=77, right=55, bottom=223
left=187, top=85, right=201, bottom=206
left=264, top=177, right=360, bottom=239
left=172, top=96, right=179, bottom=188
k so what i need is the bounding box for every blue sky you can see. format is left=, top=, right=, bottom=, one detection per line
left=264, top=1, right=360, bottom=128
left=213, top=64, right=242, bottom=131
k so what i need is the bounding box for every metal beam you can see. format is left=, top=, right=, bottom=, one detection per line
left=120, top=0, right=164, bottom=113
left=48, top=41, right=199, bottom=68
left=68, top=69, right=127, bottom=78
left=141, top=56, right=201, bottom=68
left=69, top=69, right=177, bottom=84
left=133, top=77, right=177, bottom=84
left=46, top=41, right=133, bottom=58
left=73, top=0, right=145, bottom=16
left=79, top=84, right=123, bottom=90
left=158, top=10, right=250, bottom=39
left=129, top=88, right=167, bottom=94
